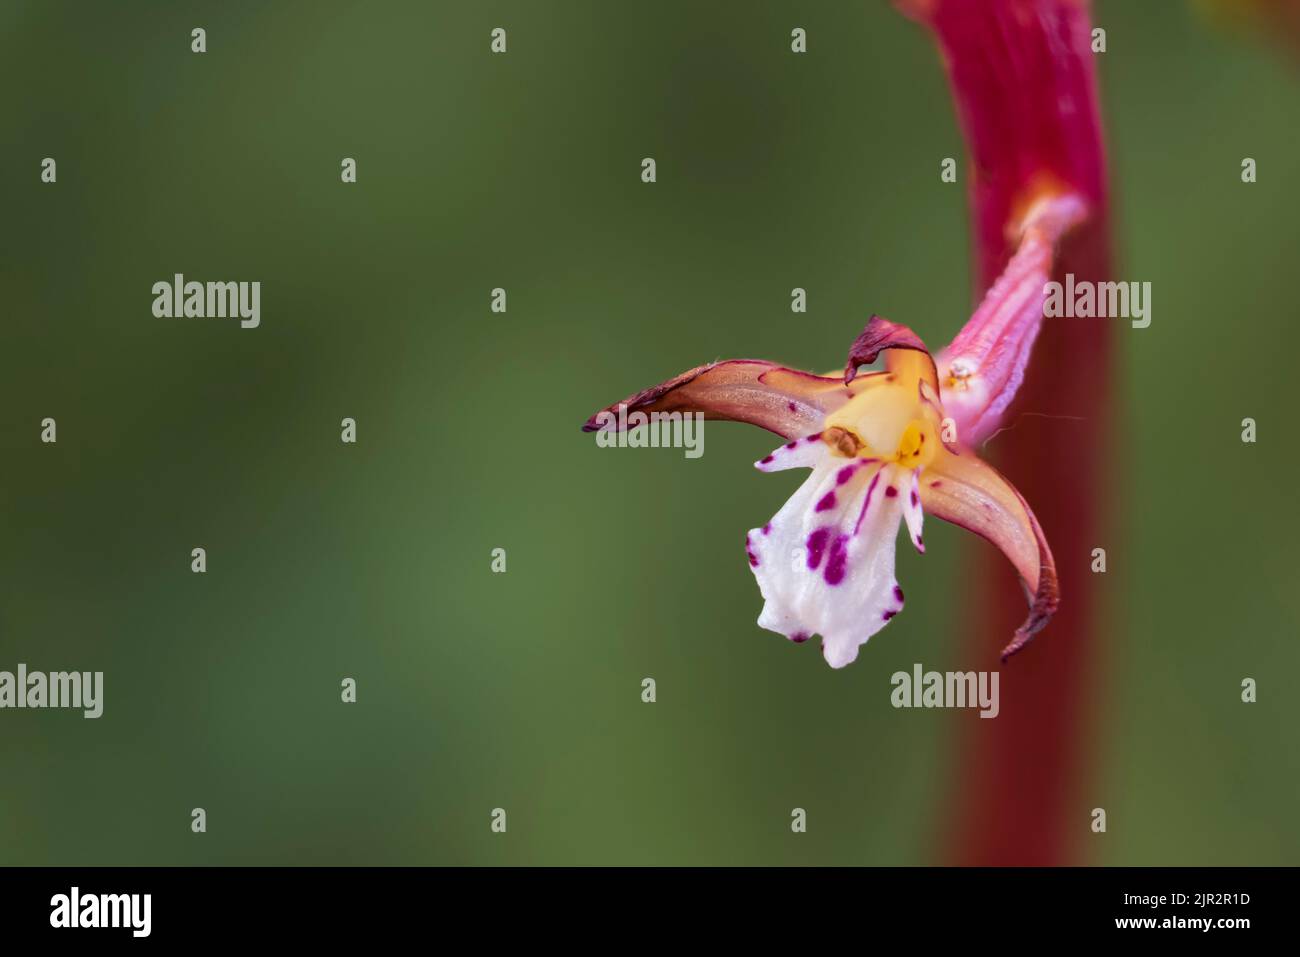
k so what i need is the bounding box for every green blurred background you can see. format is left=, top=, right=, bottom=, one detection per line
left=1, top=0, right=1297, bottom=865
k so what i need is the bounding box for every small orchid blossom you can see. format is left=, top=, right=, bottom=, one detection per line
left=585, top=192, right=1083, bottom=668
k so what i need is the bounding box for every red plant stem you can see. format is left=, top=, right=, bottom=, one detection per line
left=904, top=0, right=1112, bottom=865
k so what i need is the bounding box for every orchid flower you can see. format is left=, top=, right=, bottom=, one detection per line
left=583, top=189, right=1083, bottom=668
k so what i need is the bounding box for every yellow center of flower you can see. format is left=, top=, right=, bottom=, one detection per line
left=822, top=371, right=941, bottom=471
left=823, top=416, right=937, bottom=469
left=894, top=420, right=937, bottom=470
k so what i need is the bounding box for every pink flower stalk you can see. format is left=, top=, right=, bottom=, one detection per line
left=897, top=0, right=1108, bottom=288
left=899, top=0, right=1112, bottom=865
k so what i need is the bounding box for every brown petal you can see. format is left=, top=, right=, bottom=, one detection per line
left=843, top=315, right=938, bottom=390
left=581, top=360, right=856, bottom=441
left=920, top=448, right=1059, bottom=660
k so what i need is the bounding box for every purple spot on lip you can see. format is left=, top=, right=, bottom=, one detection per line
left=785, top=441, right=798, bottom=450
left=806, top=433, right=822, bottom=443
left=815, top=490, right=837, bottom=512
left=836, top=464, right=857, bottom=485
left=893, top=585, right=905, bottom=603
left=882, top=610, right=897, bottom=621
left=787, top=401, right=797, bottom=412
left=791, top=632, right=809, bottom=644
left=823, top=534, right=850, bottom=585
left=760, top=455, right=774, bottom=465
left=885, top=486, right=898, bottom=498
left=910, top=490, right=919, bottom=507
left=745, top=534, right=760, bottom=568
left=762, top=523, right=771, bottom=535
left=806, top=528, right=830, bottom=569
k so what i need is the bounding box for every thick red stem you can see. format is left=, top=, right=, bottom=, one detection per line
left=904, top=0, right=1112, bottom=865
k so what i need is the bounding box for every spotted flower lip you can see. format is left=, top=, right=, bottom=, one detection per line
left=584, top=315, right=1059, bottom=666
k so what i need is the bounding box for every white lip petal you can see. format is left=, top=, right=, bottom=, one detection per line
left=747, top=440, right=912, bottom=668
left=754, top=433, right=835, bottom=473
